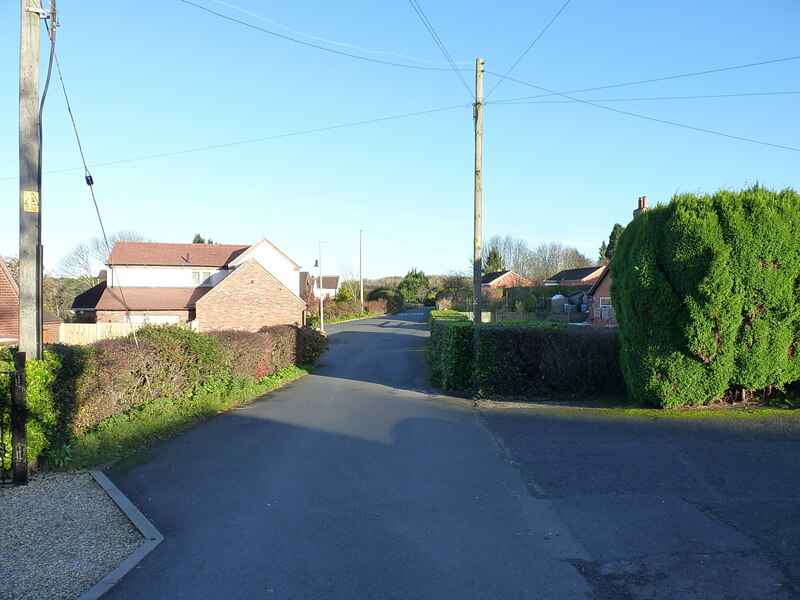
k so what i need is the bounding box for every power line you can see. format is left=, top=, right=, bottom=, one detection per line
left=208, top=0, right=470, bottom=66
left=488, top=54, right=800, bottom=104
left=486, top=73, right=800, bottom=153
left=44, top=19, right=145, bottom=348
left=0, top=104, right=468, bottom=181
left=493, top=90, right=800, bottom=105
left=484, top=0, right=572, bottom=100
left=406, top=0, right=473, bottom=98
left=178, top=0, right=463, bottom=72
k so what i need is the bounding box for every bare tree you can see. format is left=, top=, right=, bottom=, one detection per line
left=60, top=230, right=149, bottom=284
left=58, top=243, right=96, bottom=285
left=2, top=256, right=19, bottom=284
left=90, top=230, right=149, bottom=265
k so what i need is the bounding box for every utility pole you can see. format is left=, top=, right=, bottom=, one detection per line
left=19, top=0, right=45, bottom=359
left=359, top=229, right=364, bottom=303
left=318, top=240, right=325, bottom=332
left=472, top=58, right=484, bottom=325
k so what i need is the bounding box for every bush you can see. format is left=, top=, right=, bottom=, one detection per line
left=428, top=312, right=625, bottom=397
left=297, top=326, right=328, bottom=365
left=206, top=330, right=273, bottom=378
left=474, top=324, right=624, bottom=396
left=367, top=288, right=404, bottom=313
left=258, top=325, right=299, bottom=371
left=428, top=311, right=473, bottom=392
left=0, top=321, right=330, bottom=469
left=612, top=185, right=800, bottom=407
left=135, top=325, right=227, bottom=394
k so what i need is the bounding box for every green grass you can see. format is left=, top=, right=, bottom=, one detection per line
left=67, top=365, right=308, bottom=469
left=307, top=312, right=379, bottom=326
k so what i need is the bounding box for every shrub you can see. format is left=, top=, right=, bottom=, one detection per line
left=0, top=320, right=327, bottom=469
left=72, top=338, right=168, bottom=434
left=612, top=185, right=800, bottom=407
left=428, top=312, right=625, bottom=398
left=206, top=330, right=273, bottom=378
left=474, top=324, right=624, bottom=396
left=428, top=311, right=473, bottom=392
left=297, top=326, right=328, bottom=365
left=258, top=325, right=299, bottom=371
left=135, top=325, right=227, bottom=393
left=367, top=288, right=404, bottom=313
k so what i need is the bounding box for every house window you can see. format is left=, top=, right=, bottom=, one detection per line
left=599, top=297, right=611, bottom=306
left=192, top=271, right=213, bottom=286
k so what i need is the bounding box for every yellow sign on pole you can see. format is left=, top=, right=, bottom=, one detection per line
left=22, top=190, right=39, bottom=213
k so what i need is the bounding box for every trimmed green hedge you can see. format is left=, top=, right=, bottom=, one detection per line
left=612, top=185, right=800, bottom=407
left=0, top=324, right=328, bottom=469
left=428, top=311, right=624, bottom=397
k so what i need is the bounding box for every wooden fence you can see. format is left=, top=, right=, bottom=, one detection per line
left=59, top=323, right=145, bottom=345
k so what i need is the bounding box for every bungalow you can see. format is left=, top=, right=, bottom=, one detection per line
left=587, top=195, right=650, bottom=326
left=72, top=238, right=306, bottom=332
left=587, top=266, right=615, bottom=326
left=544, top=265, right=606, bottom=287
left=481, top=270, right=534, bottom=289
left=0, top=258, right=62, bottom=345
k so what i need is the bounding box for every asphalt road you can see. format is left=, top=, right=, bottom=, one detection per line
left=104, top=310, right=589, bottom=599
left=479, top=403, right=800, bottom=600
left=104, top=309, right=800, bottom=599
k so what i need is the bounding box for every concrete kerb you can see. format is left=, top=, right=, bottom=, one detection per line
left=78, top=467, right=164, bottom=600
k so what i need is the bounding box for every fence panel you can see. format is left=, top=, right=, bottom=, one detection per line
left=59, top=323, right=144, bottom=345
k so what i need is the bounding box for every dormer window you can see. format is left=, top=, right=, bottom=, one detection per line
left=193, top=271, right=213, bottom=287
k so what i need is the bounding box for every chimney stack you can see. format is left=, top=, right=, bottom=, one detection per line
left=633, top=195, right=648, bottom=219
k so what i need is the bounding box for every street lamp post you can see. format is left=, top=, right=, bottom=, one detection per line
left=316, top=240, right=326, bottom=332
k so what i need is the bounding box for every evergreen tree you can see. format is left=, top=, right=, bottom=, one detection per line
left=606, top=223, right=625, bottom=258
left=598, top=241, right=608, bottom=262
left=483, top=246, right=505, bottom=274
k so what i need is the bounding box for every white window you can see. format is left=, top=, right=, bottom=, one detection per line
left=599, top=297, right=612, bottom=306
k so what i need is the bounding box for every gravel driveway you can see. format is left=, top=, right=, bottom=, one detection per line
left=0, top=472, right=144, bottom=600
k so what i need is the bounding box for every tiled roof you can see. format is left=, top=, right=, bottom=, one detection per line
left=96, top=287, right=211, bottom=311
left=546, top=266, right=605, bottom=282
left=309, top=275, right=340, bottom=289
left=481, top=270, right=511, bottom=284
left=71, top=281, right=107, bottom=310
left=107, top=242, right=250, bottom=267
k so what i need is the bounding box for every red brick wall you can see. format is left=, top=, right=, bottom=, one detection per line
left=588, top=274, right=616, bottom=326
left=196, top=259, right=306, bottom=332
left=0, top=266, right=20, bottom=339
left=43, top=321, right=60, bottom=343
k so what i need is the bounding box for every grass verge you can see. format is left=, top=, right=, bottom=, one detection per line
left=68, top=365, right=308, bottom=469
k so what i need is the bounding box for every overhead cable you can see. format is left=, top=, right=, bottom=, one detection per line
left=407, top=0, right=473, bottom=98
left=208, top=0, right=470, bottom=66
left=486, top=72, right=800, bottom=153
left=178, top=0, right=464, bottom=71
left=484, top=0, right=572, bottom=100
left=489, top=54, right=800, bottom=104
left=494, top=90, right=800, bottom=105
left=0, top=104, right=469, bottom=181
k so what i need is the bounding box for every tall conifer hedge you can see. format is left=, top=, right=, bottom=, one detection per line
left=611, top=185, right=800, bottom=407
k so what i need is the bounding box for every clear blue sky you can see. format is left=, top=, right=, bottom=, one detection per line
left=2, top=1, right=799, bottom=280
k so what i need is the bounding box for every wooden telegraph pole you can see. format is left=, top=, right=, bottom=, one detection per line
left=19, top=0, right=43, bottom=360
left=472, top=58, right=484, bottom=324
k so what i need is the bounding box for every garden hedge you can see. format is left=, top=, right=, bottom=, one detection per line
left=0, top=324, right=328, bottom=469
left=612, top=185, right=800, bottom=407
left=428, top=311, right=624, bottom=397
